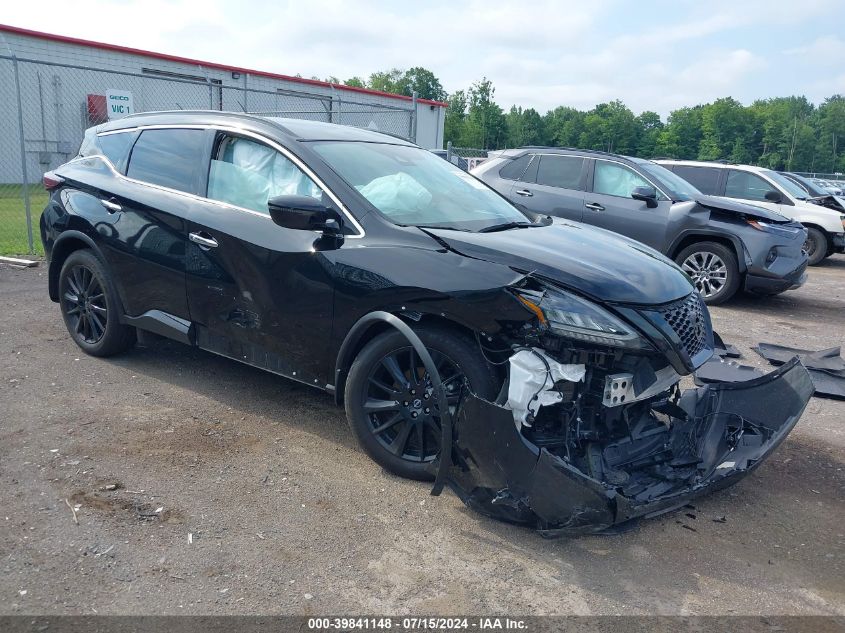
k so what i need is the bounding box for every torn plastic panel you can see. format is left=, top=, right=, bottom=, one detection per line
left=447, top=358, right=813, bottom=536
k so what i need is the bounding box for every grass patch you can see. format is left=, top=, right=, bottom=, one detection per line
left=0, top=184, right=47, bottom=256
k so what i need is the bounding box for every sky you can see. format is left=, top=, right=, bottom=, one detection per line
left=2, top=0, right=844, bottom=118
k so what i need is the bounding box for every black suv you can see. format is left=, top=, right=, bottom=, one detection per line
left=473, top=148, right=808, bottom=304
left=40, top=112, right=813, bottom=535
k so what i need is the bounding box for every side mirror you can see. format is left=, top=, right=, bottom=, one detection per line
left=764, top=190, right=783, bottom=203
left=267, top=195, right=342, bottom=234
left=631, top=185, right=659, bottom=208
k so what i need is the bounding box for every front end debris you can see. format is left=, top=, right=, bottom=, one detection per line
left=446, top=358, right=813, bottom=536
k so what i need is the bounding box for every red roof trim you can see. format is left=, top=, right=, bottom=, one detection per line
left=0, top=23, right=449, bottom=107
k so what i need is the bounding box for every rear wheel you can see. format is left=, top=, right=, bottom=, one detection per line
left=803, top=227, right=827, bottom=266
left=344, top=325, right=498, bottom=480
left=676, top=241, right=740, bottom=306
left=59, top=249, right=135, bottom=357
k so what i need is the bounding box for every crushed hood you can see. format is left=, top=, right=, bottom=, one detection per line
left=426, top=220, right=694, bottom=305
left=693, top=194, right=791, bottom=222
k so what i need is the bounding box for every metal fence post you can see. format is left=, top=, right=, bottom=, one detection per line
left=446, top=140, right=453, bottom=164
left=410, top=90, right=418, bottom=143
left=13, top=55, right=34, bottom=254
left=243, top=72, right=248, bottom=112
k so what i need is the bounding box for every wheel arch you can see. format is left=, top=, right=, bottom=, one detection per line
left=669, top=231, right=746, bottom=273
left=332, top=310, right=481, bottom=405
left=48, top=231, right=107, bottom=302
left=801, top=223, right=833, bottom=254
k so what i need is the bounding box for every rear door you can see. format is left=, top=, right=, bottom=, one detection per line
left=81, top=127, right=207, bottom=319
left=582, top=159, right=670, bottom=250
left=509, top=154, right=587, bottom=221
left=669, top=165, right=724, bottom=196
left=184, top=130, right=338, bottom=385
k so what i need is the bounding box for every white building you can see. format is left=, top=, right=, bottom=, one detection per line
left=0, top=24, right=447, bottom=183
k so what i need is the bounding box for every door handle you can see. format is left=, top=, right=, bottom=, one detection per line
left=189, top=232, right=219, bottom=249
left=515, top=189, right=533, bottom=197
left=585, top=202, right=605, bottom=212
left=100, top=198, right=122, bottom=213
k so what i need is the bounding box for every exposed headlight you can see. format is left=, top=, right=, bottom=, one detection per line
left=515, top=287, right=650, bottom=350
left=746, top=219, right=804, bottom=237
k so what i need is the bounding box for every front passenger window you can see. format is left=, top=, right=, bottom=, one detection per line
left=724, top=170, right=774, bottom=202
left=207, top=136, right=323, bottom=214
left=593, top=161, right=651, bottom=198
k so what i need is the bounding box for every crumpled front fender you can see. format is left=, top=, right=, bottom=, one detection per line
left=447, top=358, right=814, bottom=537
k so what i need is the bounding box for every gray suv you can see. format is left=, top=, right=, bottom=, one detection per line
left=473, top=148, right=808, bottom=305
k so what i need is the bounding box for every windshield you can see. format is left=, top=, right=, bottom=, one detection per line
left=637, top=161, right=700, bottom=202
left=762, top=170, right=809, bottom=200
left=310, top=142, right=528, bottom=231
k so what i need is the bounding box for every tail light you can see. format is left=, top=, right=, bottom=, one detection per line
left=43, top=172, right=64, bottom=191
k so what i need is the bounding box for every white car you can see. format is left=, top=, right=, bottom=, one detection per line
left=657, top=160, right=845, bottom=265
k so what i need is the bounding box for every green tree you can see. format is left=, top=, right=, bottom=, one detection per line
left=577, top=100, right=638, bottom=153
left=697, top=97, right=759, bottom=162
left=635, top=111, right=664, bottom=158
left=368, top=69, right=404, bottom=94
left=654, top=106, right=703, bottom=159
left=542, top=106, right=585, bottom=147
left=463, top=78, right=507, bottom=149
left=344, top=76, right=367, bottom=88
left=444, top=89, right=467, bottom=146
left=815, top=95, right=845, bottom=173
left=505, top=106, right=544, bottom=146
left=400, top=67, right=447, bottom=101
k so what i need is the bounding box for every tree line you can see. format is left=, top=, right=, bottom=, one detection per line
left=327, top=67, right=845, bottom=173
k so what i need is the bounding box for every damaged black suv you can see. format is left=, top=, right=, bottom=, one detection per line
left=41, top=112, right=813, bottom=535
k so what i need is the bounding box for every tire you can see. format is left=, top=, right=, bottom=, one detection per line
left=58, top=249, right=136, bottom=357
left=344, top=324, right=499, bottom=481
left=803, top=227, right=828, bottom=266
left=675, top=241, right=740, bottom=306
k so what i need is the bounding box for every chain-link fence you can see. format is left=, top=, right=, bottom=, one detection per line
left=0, top=54, right=417, bottom=257
left=441, top=143, right=489, bottom=171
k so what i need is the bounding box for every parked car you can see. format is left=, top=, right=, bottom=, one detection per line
left=811, top=178, right=844, bottom=196
left=39, top=112, right=813, bottom=535
left=778, top=171, right=845, bottom=214
left=656, top=160, right=845, bottom=265
left=472, top=148, right=808, bottom=305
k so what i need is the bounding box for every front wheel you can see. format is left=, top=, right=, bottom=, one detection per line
left=803, top=227, right=828, bottom=266
left=344, top=325, right=499, bottom=481
left=676, top=241, right=740, bottom=306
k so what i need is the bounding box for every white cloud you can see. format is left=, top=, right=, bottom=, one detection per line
left=1, top=0, right=841, bottom=118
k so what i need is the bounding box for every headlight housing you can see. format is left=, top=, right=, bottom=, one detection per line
left=515, top=287, right=650, bottom=350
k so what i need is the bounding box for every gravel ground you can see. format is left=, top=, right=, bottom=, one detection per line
left=1, top=258, right=843, bottom=616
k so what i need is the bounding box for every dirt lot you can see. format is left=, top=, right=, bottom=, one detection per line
left=1, top=259, right=843, bottom=616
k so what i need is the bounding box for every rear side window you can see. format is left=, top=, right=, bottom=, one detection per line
left=498, top=154, right=532, bottom=180
left=672, top=165, right=720, bottom=195
left=126, top=129, right=207, bottom=195
left=724, top=170, right=774, bottom=202
left=96, top=132, right=137, bottom=174
left=536, top=155, right=585, bottom=189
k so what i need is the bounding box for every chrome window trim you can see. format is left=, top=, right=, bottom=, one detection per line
left=527, top=153, right=587, bottom=190
left=96, top=123, right=365, bottom=237
left=591, top=157, right=671, bottom=201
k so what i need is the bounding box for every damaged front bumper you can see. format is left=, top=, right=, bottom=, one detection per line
left=447, top=358, right=813, bottom=537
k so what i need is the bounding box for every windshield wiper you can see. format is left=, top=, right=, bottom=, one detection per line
left=478, top=221, right=540, bottom=233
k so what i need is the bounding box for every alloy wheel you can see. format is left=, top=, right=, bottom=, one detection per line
left=681, top=251, right=728, bottom=299
left=62, top=265, right=108, bottom=344
left=363, top=347, right=463, bottom=463
left=803, top=236, right=817, bottom=259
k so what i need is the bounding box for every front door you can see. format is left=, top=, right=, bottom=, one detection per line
left=582, top=159, right=670, bottom=250
left=185, top=131, right=337, bottom=386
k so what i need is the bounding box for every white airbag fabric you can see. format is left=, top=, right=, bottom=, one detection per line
left=507, top=349, right=585, bottom=429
